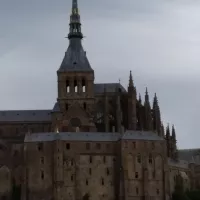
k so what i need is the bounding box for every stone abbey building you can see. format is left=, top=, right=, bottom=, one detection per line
left=0, top=1, right=200, bottom=200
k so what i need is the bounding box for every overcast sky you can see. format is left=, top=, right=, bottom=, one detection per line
left=0, top=0, right=200, bottom=149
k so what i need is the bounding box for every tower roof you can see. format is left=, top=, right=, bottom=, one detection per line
left=58, top=0, right=93, bottom=72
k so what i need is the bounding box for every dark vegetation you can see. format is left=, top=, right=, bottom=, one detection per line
left=172, top=174, right=200, bottom=200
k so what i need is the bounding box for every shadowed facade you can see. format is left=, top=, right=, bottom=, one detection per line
left=0, top=0, right=199, bottom=200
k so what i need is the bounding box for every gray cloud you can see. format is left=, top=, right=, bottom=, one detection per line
left=0, top=0, right=200, bottom=148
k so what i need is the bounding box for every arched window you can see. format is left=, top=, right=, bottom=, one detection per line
left=137, top=154, right=141, bottom=163
left=66, top=80, right=70, bottom=93
left=66, top=103, right=69, bottom=111
left=83, top=102, right=87, bottom=110
left=74, top=80, right=78, bottom=93
left=149, top=154, right=153, bottom=164
left=82, top=79, right=86, bottom=93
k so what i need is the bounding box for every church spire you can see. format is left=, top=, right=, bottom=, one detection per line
left=145, top=87, right=149, bottom=102
left=153, top=93, right=162, bottom=135
left=172, top=124, right=176, bottom=141
left=138, top=93, right=142, bottom=104
left=144, top=87, right=152, bottom=130
left=68, top=0, right=83, bottom=39
left=166, top=124, right=170, bottom=139
left=58, top=0, right=93, bottom=72
left=129, top=70, right=134, bottom=87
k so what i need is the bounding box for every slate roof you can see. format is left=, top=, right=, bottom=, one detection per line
left=24, top=131, right=164, bottom=143
left=58, top=39, right=93, bottom=72
left=178, top=149, right=200, bottom=164
left=52, top=102, right=60, bottom=112
left=124, top=130, right=164, bottom=141
left=168, top=158, right=189, bottom=169
left=0, top=110, right=51, bottom=122
left=94, top=83, right=127, bottom=94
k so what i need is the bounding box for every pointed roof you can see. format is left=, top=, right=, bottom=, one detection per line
left=145, top=87, right=149, bottom=102
left=153, top=93, right=158, bottom=107
left=166, top=124, right=170, bottom=139
left=172, top=124, right=176, bottom=140
left=138, top=93, right=142, bottom=104
left=58, top=0, right=93, bottom=72
left=129, top=70, right=134, bottom=87
left=144, top=87, right=151, bottom=108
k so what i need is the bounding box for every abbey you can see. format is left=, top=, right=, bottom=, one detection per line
left=0, top=1, right=199, bottom=200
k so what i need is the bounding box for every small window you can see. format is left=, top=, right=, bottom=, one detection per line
left=89, top=156, right=92, bottom=163
left=40, top=157, right=44, bottom=164
left=149, top=154, right=153, bottom=164
left=133, top=142, right=136, bottom=149
left=103, top=156, right=106, bottom=163
left=156, top=189, right=160, bottom=195
left=86, top=179, right=88, bottom=185
left=101, top=178, right=104, bottom=185
left=38, top=143, right=43, bottom=151
left=66, top=80, right=70, bottom=93
left=96, top=143, right=101, bottom=150
left=74, top=80, right=78, bottom=93
left=106, top=168, right=110, bottom=176
left=71, top=160, right=74, bottom=166
left=135, top=172, right=138, bottom=179
left=86, top=143, right=90, bottom=150
left=89, top=168, right=92, bottom=175
left=71, top=175, right=74, bottom=182
left=106, top=144, right=110, bottom=150
left=137, top=154, right=141, bottom=163
left=66, top=103, right=69, bottom=111
left=83, top=102, right=87, bottom=110
left=66, top=143, right=70, bottom=150
left=41, top=170, right=44, bottom=180
left=82, top=79, right=86, bottom=93
left=136, top=187, right=139, bottom=195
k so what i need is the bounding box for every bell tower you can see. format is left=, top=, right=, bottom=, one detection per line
left=54, top=0, right=96, bottom=132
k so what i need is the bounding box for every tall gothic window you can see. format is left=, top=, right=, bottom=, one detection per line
left=66, top=103, right=69, bottom=111
left=137, top=154, right=141, bottom=163
left=149, top=154, right=153, bottom=164
left=82, top=79, right=86, bottom=93
left=74, top=80, right=78, bottom=93
left=83, top=102, right=87, bottom=110
left=66, top=80, right=70, bottom=93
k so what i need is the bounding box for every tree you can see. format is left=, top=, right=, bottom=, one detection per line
left=11, top=179, right=21, bottom=200
left=186, top=190, right=200, bottom=200
left=172, top=174, right=191, bottom=200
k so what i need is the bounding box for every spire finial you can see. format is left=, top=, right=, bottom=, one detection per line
left=72, top=0, right=78, bottom=10
left=166, top=124, right=170, bottom=139
left=172, top=124, right=176, bottom=140
left=139, top=93, right=142, bottom=103
left=153, top=92, right=159, bottom=109
left=145, top=87, right=149, bottom=102
left=154, top=92, right=157, bottom=99
left=129, top=70, right=134, bottom=87
left=68, top=0, right=83, bottom=39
